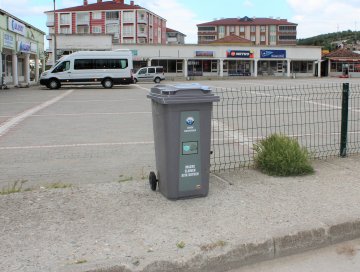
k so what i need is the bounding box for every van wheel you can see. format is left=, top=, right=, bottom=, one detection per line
left=102, top=78, right=113, bottom=89
left=154, top=77, right=161, bottom=84
left=133, top=78, right=138, bottom=84
left=48, top=79, right=60, bottom=89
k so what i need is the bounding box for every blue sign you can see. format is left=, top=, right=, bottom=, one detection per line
left=186, top=117, right=195, bottom=126
left=260, top=50, right=286, bottom=59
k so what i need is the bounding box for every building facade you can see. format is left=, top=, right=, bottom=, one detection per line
left=110, top=44, right=321, bottom=78
left=166, top=28, right=186, bottom=44
left=323, top=48, right=360, bottom=78
left=45, top=0, right=166, bottom=66
left=197, top=16, right=297, bottom=46
left=0, top=9, right=45, bottom=86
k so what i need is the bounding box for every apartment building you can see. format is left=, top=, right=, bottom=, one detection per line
left=197, top=16, right=297, bottom=46
left=45, top=0, right=166, bottom=65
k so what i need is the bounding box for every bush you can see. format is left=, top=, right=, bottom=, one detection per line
left=253, top=134, right=314, bottom=176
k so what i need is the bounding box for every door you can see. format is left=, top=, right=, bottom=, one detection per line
left=51, top=61, right=71, bottom=83
left=136, top=67, right=148, bottom=82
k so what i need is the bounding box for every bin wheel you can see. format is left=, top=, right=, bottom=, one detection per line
left=149, top=171, right=157, bottom=191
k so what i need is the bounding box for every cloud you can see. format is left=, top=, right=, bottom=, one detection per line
left=287, top=0, right=360, bottom=38
left=243, top=0, right=254, bottom=8
left=136, top=0, right=200, bottom=43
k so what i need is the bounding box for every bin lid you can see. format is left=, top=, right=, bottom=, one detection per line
left=147, top=83, right=220, bottom=104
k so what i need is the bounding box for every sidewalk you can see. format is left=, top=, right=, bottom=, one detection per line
left=1, top=155, right=360, bottom=272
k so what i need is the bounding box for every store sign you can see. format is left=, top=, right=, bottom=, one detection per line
left=3, top=33, right=15, bottom=49
left=195, top=51, right=214, bottom=57
left=18, top=41, right=31, bottom=53
left=260, top=50, right=286, bottom=59
left=8, top=18, right=26, bottom=36
left=226, top=50, right=254, bottom=58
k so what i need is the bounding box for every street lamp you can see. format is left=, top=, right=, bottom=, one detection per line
left=53, top=0, right=57, bottom=64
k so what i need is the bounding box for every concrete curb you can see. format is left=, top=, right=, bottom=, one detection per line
left=84, top=220, right=360, bottom=272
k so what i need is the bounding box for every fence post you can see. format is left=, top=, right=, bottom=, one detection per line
left=340, top=83, right=349, bottom=157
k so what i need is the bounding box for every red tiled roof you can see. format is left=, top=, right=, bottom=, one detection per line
left=166, top=28, right=186, bottom=36
left=210, top=34, right=253, bottom=44
left=324, top=48, right=360, bottom=58
left=198, top=17, right=297, bottom=26
left=46, top=0, right=142, bottom=13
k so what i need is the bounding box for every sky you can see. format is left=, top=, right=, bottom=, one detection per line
left=0, top=0, right=359, bottom=44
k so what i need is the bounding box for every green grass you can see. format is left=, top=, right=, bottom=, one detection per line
left=0, top=180, right=27, bottom=195
left=176, top=241, right=186, bottom=249
left=44, top=182, right=72, bottom=189
left=254, top=134, right=314, bottom=176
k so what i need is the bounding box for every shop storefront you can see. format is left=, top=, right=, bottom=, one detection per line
left=0, top=10, right=45, bottom=87
left=323, top=49, right=360, bottom=78
left=107, top=44, right=322, bottom=79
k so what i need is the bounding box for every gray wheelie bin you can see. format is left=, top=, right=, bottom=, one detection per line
left=147, top=83, right=220, bottom=200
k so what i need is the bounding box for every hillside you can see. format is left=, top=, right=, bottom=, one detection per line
left=297, top=30, right=360, bottom=50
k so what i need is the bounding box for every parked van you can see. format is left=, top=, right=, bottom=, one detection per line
left=40, top=50, right=133, bottom=89
left=133, top=66, right=165, bottom=83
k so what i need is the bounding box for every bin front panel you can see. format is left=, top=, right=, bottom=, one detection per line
left=179, top=111, right=202, bottom=192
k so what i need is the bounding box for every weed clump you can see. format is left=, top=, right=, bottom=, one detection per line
left=254, top=134, right=314, bottom=176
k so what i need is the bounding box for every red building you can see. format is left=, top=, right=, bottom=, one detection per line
left=197, top=16, right=297, bottom=46
left=45, top=0, right=166, bottom=64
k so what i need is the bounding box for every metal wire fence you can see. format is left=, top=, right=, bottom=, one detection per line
left=210, top=83, right=360, bottom=172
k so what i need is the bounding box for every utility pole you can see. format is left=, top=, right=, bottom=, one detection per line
left=53, top=0, right=57, bottom=64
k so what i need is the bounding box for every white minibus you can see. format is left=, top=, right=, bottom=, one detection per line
left=40, top=50, right=133, bottom=89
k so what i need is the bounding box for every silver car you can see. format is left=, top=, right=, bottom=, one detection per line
left=133, top=66, right=165, bottom=83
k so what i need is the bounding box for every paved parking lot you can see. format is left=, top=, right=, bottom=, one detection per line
left=0, top=84, right=156, bottom=189
left=0, top=78, right=359, bottom=188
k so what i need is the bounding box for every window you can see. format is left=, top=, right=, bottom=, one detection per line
left=148, top=67, right=155, bottom=73
left=270, top=35, right=277, bottom=42
left=260, top=35, right=266, bottom=42
left=138, top=68, right=146, bottom=74
left=106, top=11, right=119, bottom=20
left=123, top=11, right=134, bottom=22
left=92, top=12, right=101, bottom=20
left=74, top=59, right=128, bottom=70
left=77, top=25, right=89, bottom=34
left=270, top=25, right=276, bottom=32
left=251, top=35, right=256, bottom=41
left=123, top=25, right=134, bottom=36
left=279, top=25, right=296, bottom=32
left=250, top=26, right=256, bottom=32
left=229, top=26, right=235, bottom=33
left=239, top=26, right=245, bottom=32
left=60, top=26, right=71, bottom=34
left=218, top=26, right=225, bottom=38
left=92, top=26, right=102, bottom=33
left=106, top=24, right=119, bottom=34
left=53, top=61, right=70, bottom=73
left=77, top=12, right=89, bottom=24
left=260, top=25, right=266, bottom=32
left=279, top=35, right=296, bottom=40
left=198, top=26, right=216, bottom=32
left=60, top=13, right=71, bottom=24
